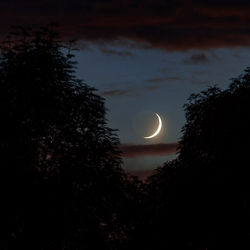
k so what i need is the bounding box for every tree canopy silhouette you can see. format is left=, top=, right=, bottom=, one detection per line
left=140, top=68, right=250, bottom=250
left=4, top=25, right=250, bottom=250
left=0, top=26, right=140, bottom=250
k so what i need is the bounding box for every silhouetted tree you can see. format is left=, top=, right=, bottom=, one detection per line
left=0, top=26, right=138, bottom=249
left=7, top=25, right=250, bottom=250
left=142, top=68, right=250, bottom=249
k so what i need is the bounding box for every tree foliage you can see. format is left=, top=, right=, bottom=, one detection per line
left=143, top=68, right=250, bottom=249
left=0, top=26, right=141, bottom=249
left=3, top=25, right=250, bottom=250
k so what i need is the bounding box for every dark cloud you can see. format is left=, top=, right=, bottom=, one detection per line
left=99, top=47, right=134, bottom=57
left=145, top=77, right=183, bottom=83
left=192, top=70, right=209, bottom=76
left=144, top=85, right=159, bottom=91
left=120, top=143, right=178, bottom=158
left=183, top=53, right=209, bottom=64
left=1, top=0, right=250, bottom=50
left=100, top=89, right=133, bottom=97
left=100, top=83, right=166, bottom=97
left=100, top=85, right=159, bottom=97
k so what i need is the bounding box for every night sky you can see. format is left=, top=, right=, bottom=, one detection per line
left=2, top=0, right=250, bottom=176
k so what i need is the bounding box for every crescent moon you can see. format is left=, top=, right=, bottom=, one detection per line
left=144, top=113, right=162, bottom=139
